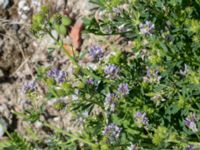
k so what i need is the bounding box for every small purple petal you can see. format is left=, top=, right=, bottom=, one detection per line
left=134, top=112, right=149, bottom=127
left=185, top=144, right=196, bottom=150
left=86, top=78, right=94, bottom=85
left=102, top=123, right=121, bottom=142
left=104, top=93, right=117, bottom=112
left=23, top=81, right=36, bottom=93
left=184, top=113, right=198, bottom=132
left=89, top=45, right=103, bottom=59
left=143, top=68, right=161, bottom=83
left=104, top=64, right=119, bottom=78
left=118, top=83, right=129, bottom=95
left=47, top=68, right=67, bottom=83
left=139, top=20, right=155, bottom=35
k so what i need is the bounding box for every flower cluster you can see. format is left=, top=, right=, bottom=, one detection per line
left=118, top=83, right=129, bottom=95
left=86, top=78, right=94, bottom=85
left=185, top=144, right=197, bottom=150
left=184, top=113, right=198, bottom=132
left=139, top=21, right=155, bottom=35
left=104, top=83, right=129, bottom=112
left=89, top=45, right=103, bottom=60
left=102, top=123, right=121, bottom=142
left=104, top=64, right=119, bottom=78
left=143, top=68, right=161, bottom=83
left=104, top=93, right=117, bottom=112
left=26, top=0, right=200, bottom=149
left=134, top=112, right=149, bottom=128
left=23, top=81, right=36, bottom=93
left=47, top=68, right=67, bottom=83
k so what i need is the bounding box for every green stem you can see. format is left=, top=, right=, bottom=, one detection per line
left=88, top=30, right=134, bottom=36
left=81, top=93, right=103, bottom=108
left=60, top=42, right=80, bottom=68
left=167, top=139, right=200, bottom=146
left=5, top=130, right=13, bottom=141
left=45, top=28, right=104, bottom=81
left=187, top=141, right=200, bottom=145
left=82, top=68, right=101, bottom=80
left=43, top=122, right=98, bottom=148
left=45, top=28, right=80, bottom=68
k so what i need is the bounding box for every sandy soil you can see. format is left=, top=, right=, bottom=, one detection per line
left=0, top=0, right=97, bottom=139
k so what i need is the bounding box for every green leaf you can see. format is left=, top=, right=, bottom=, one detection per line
left=0, top=139, right=10, bottom=149
left=54, top=24, right=60, bottom=33
left=4, top=132, right=33, bottom=150
left=54, top=24, right=67, bottom=35
left=89, top=0, right=106, bottom=7
left=166, top=103, right=180, bottom=115
left=126, top=128, right=140, bottom=135
left=152, top=126, right=168, bottom=145
left=112, top=114, right=122, bottom=125
left=62, top=83, right=73, bottom=94
left=59, top=25, right=67, bottom=35
left=47, top=47, right=55, bottom=53
left=62, top=16, right=72, bottom=26
left=57, top=89, right=66, bottom=97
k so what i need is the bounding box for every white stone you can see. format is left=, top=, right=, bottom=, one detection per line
left=34, top=121, right=43, bottom=128
left=0, top=118, right=7, bottom=139
left=18, top=0, right=31, bottom=21
left=0, top=0, right=9, bottom=9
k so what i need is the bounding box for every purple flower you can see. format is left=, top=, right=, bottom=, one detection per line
left=47, top=68, right=67, bottom=83
left=86, top=78, right=94, bottom=85
left=184, top=113, right=198, bottom=132
left=134, top=112, right=149, bottom=128
left=143, top=68, right=161, bottom=83
left=102, top=123, right=121, bottom=142
left=89, top=45, right=103, bottom=59
left=23, top=81, right=36, bottom=93
left=139, top=21, right=155, bottom=35
left=104, top=93, right=117, bottom=112
left=185, top=145, right=197, bottom=150
left=118, top=83, right=129, bottom=95
left=104, top=64, right=119, bottom=78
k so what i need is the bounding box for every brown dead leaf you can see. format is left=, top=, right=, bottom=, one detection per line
left=63, top=44, right=74, bottom=57
left=69, top=20, right=83, bottom=50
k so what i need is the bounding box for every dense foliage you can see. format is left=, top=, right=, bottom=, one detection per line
left=2, top=0, right=200, bottom=149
